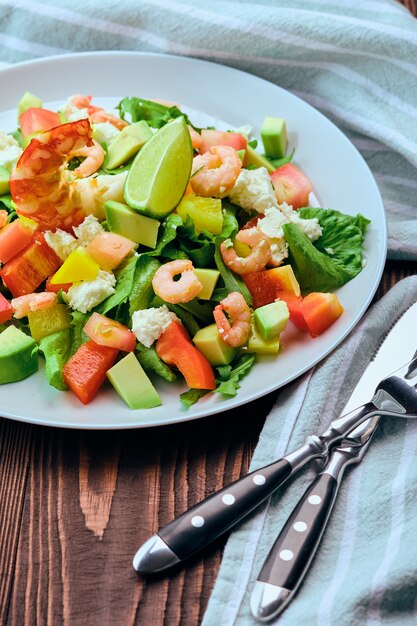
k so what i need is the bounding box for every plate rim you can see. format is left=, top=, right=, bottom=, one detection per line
left=0, top=50, right=387, bottom=430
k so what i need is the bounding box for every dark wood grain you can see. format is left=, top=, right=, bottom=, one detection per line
left=1, top=2, right=416, bottom=622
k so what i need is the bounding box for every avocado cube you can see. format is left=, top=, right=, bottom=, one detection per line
left=105, top=200, right=160, bottom=248
left=245, top=145, right=275, bottom=173
left=194, top=268, right=220, bottom=300
left=0, top=325, right=38, bottom=383
left=248, top=321, right=280, bottom=355
left=254, top=300, right=289, bottom=341
left=18, top=91, right=42, bottom=119
left=0, top=166, right=10, bottom=196
left=107, top=352, right=162, bottom=409
left=106, top=121, right=153, bottom=169
left=193, top=324, right=237, bottom=366
left=261, top=116, right=288, bottom=159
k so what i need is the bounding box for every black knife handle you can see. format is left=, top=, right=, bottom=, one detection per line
left=159, top=458, right=293, bottom=561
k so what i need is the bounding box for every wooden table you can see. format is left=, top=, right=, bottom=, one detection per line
left=1, top=3, right=417, bottom=622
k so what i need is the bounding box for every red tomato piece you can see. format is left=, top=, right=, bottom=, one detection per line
left=200, top=129, right=247, bottom=158
left=270, top=163, right=313, bottom=209
left=300, top=292, right=344, bottom=337
left=84, top=312, right=136, bottom=352
left=62, top=340, right=119, bottom=405
left=0, top=293, right=13, bottom=323
left=19, top=107, right=61, bottom=138
left=85, top=232, right=136, bottom=272
left=156, top=321, right=216, bottom=390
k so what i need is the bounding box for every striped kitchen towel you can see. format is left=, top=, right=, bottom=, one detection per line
left=0, top=0, right=417, bottom=259
left=1, top=1, right=417, bottom=624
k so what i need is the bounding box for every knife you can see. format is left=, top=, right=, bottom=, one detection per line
left=133, top=301, right=417, bottom=575
left=250, top=418, right=378, bottom=621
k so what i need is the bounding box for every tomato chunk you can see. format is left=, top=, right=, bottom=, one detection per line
left=270, top=163, right=313, bottom=209
left=300, top=292, right=344, bottom=337
left=200, top=129, right=247, bottom=159
left=156, top=321, right=216, bottom=390
left=84, top=313, right=136, bottom=352
left=0, top=293, right=13, bottom=324
left=19, top=107, right=61, bottom=138
left=0, top=220, right=36, bottom=264
left=62, top=341, right=119, bottom=404
left=45, top=275, right=72, bottom=294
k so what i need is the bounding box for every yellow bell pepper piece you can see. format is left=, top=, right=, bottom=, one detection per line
left=176, top=194, right=223, bottom=234
left=50, top=247, right=100, bottom=284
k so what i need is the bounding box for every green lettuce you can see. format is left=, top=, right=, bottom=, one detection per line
left=129, top=256, right=161, bottom=316
left=214, top=239, right=252, bottom=306
left=283, top=208, right=370, bottom=293
left=38, top=329, right=71, bottom=390
left=135, top=344, right=177, bottom=383
left=117, top=97, right=195, bottom=129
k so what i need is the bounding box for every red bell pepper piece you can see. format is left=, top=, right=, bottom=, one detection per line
left=156, top=321, right=216, bottom=390
left=0, top=232, right=61, bottom=297
left=62, top=340, right=119, bottom=405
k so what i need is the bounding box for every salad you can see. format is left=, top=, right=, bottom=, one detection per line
left=0, top=93, right=369, bottom=411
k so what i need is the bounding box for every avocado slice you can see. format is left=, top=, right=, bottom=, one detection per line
left=245, top=145, right=276, bottom=173
left=193, top=268, right=220, bottom=300
left=261, top=116, right=288, bottom=159
left=106, top=120, right=153, bottom=169
left=18, top=91, right=42, bottom=119
left=0, top=325, right=38, bottom=384
left=193, top=323, right=237, bottom=366
left=254, top=300, right=289, bottom=341
left=105, top=200, right=160, bottom=248
left=247, top=321, right=280, bottom=354
left=106, top=352, right=162, bottom=409
left=0, top=166, right=10, bottom=196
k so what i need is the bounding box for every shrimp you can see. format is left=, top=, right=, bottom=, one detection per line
left=190, top=145, right=241, bottom=198
left=70, top=94, right=128, bottom=130
left=12, top=292, right=57, bottom=319
left=71, top=139, right=105, bottom=178
left=152, top=260, right=203, bottom=304
left=9, top=119, right=97, bottom=231
left=213, top=291, right=251, bottom=348
left=220, top=227, right=271, bottom=275
left=188, top=125, right=203, bottom=151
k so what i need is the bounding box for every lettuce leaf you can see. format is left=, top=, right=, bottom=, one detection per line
left=135, top=344, right=177, bottom=383
left=117, top=97, right=195, bottom=129
left=38, top=329, right=71, bottom=390
left=283, top=208, right=370, bottom=293
left=96, top=255, right=138, bottom=319
left=129, top=256, right=161, bottom=316
left=70, top=311, right=89, bottom=356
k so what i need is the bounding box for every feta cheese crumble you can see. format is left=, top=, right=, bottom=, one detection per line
left=66, top=270, right=116, bottom=313
left=228, top=167, right=278, bottom=213
left=44, top=229, right=78, bottom=261
left=0, top=130, right=22, bottom=171
left=131, top=306, right=179, bottom=348
left=72, top=214, right=105, bottom=247
left=257, top=204, right=322, bottom=265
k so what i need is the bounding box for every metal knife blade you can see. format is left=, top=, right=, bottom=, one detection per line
left=133, top=301, right=417, bottom=575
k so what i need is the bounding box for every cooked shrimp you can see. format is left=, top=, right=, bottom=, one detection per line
left=9, top=119, right=97, bottom=231
left=220, top=227, right=271, bottom=275
left=12, top=292, right=57, bottom=319
left=71, top=139, right=105, bottom=178
left=213, top=291, right=251, bottom=348
left=70, top=94, right=128, bottom=130
left=190, top=145, right=241, bottom=198
left=152, top=260, right=203, bottom=304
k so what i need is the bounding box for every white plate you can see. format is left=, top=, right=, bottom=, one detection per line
left=0, top=51, right=386, bottom=430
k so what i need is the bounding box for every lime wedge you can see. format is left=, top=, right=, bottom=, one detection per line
left=124, top=116, right=193, bottom=219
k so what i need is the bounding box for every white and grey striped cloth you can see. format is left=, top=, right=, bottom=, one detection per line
left=1, top=1, right=417, bottom=624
